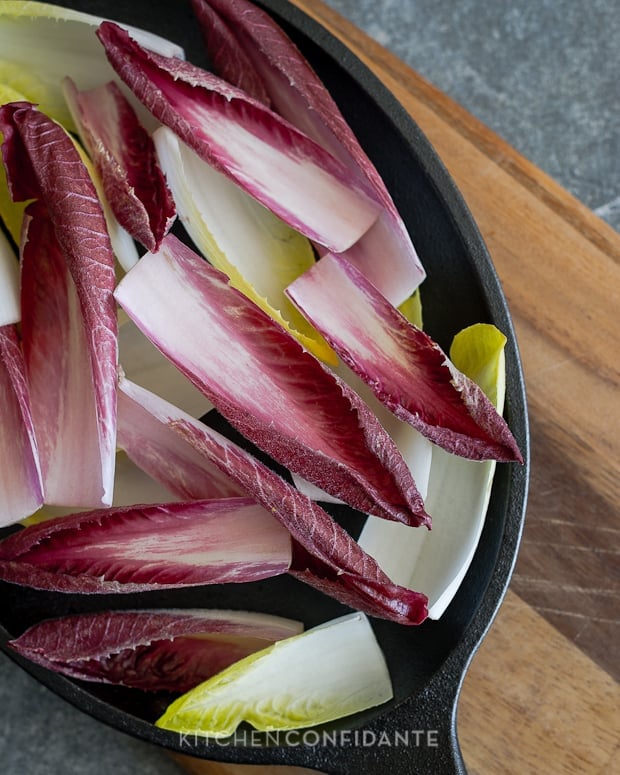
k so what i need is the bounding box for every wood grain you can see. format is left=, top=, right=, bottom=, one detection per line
left=458, top=591, right=620, bottom=775
left=173, top=1, right=619, bottom=773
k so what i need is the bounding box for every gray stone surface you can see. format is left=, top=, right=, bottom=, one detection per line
left=1, top=2, right=617, bottom=775
left=0, top=651, right=186, bottom=775
left=323, top=0, right=620, bottom=231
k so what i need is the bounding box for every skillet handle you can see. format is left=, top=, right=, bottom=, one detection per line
left=332, top=673, right=468, bottom=774
left=402, top=675, right=467, bottom=774
left=364, top=678, right=467, bottom=775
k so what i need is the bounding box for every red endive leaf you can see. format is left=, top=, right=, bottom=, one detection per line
left=0, top=229, right=20, bottom=326
left=9, top=608, right=302, bottom=692
left=191, top=0, right=425, bottom=304
left=97, top=21, right=382, bottom=253
left=63, top=78, right=176, bottom=251
left=0, top=102, right=117, bottom=506
left=287, top=254, right=523, bottom=462
left=0, top=325, right=43, bottom=526
left=173, top=418, right=429, bottom=625
left=331, top=212, right=425, bottom=307
left=20, top=206, right=108, bottom=506
left=114, top=235, right=428, bottom=527
left=189, top=0, right=271, bottom=105
left=0, top=498, right=291, bottom=593
left=117, top=373, right=246, bottom=500
left=190, top=0, right=383, bottom=193
left=107, top=376, right=427, bottom=624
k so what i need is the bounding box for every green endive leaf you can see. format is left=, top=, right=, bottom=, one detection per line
left=0, top=1, right=185, bottom=132
left=450, top=322, right=507, bottom=411
left=398, top=287, right=424, bottom=329
left=156, top=612, right=392, bottom=737
left=0, top=57, right=69, bottom=127
left=0, top=84, right=30, bottom=243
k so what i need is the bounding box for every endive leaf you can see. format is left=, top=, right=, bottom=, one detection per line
left=190, top=0, right=271, bottom=105
left=287, top=253, right=522, bottom=462
left=153, top=126, right=335, bottom=363
left=293, top=287, right=428, bottom=503
left=0, top=0, right=185, bottom=132
left=0, top=324, right=43, bottom=527
left=0, top=102, right=118, bottom=507
left=191, top=0, right=425, bottom=304
left=97, top=22, right=383, bottom=253
left=173, top=417, right=429, bottom=625
left=108, top=377, right=428, bottom=624
left=118, top=312, right=212, bottom=418
left=291, top=361, right=433, bottom=508
left=412, top=324, right=510, bottom=618
left=0, top=227, right=19, bottom=326
left=0, top=82, right=29, bottom=244
left=117, top=374, right=245, bottom=501
left=334, top=209, right=427, bottom=307
left=358, top=323, right=511, bottom=619
left=450, top=323, right=506, bottom=410
left=398, top=287, right=424, bottom=329
left=0, top=497, right=292, bottom=593
left=63, top=78, right=176, bottom=251
left=156, top=612, right=392, bottom=737
left=190, top=0, right=387, bottom=202
left=9, top=608, right=303, bottom=692
left=114, top=235, right=428, bottom=526
left=72, top=142, right=141, bottom=274
left=20, top=207, right=105, bottom=507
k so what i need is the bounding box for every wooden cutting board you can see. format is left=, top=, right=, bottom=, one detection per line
left=172, top=1, right=620, bottom=773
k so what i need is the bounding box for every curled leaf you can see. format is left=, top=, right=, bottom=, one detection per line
left=0, top=497, right=292, bottom=593
left=358, top=323, right=512, bottom=619
left=156, top=612, right=392, bottom=737
left=64, top=78, right=176, bottom=251
left=10, top=608, right=302, bottom=692
left=98, top=21, right=382, bottom=253
left=287, top=253, right=522, bottom=462
left=0, top=325, right=43, bottom=526
left=0, top=102, right=118, bottom=506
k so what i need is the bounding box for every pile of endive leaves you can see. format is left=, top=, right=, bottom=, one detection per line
left=0, top=0, right=521, bottom=738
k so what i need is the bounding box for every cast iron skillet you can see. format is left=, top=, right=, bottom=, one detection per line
left=0, top=1, right=530, bottom=772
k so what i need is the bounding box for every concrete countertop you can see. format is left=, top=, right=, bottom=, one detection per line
left=324, top=0, right=619, bottom=232
left=0, top=1, right=617, bottom=774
